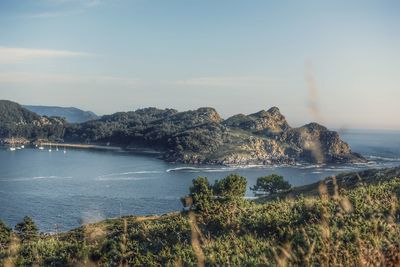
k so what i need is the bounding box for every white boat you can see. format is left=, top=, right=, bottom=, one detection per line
left=21, top=145, right=25, bottom=149
left=9, top=137, right=16, bottom=151
left=38, top=146, right=44, bottom=150
left=48, top=144, right=52, bottom=152
left=63, top=146, right=67, bottom=154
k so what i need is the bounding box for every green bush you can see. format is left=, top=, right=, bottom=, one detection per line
left=213, top=174, right=247, bottom=200
left=15, top=216, right=39, bottom=242
left=251, top=174, right=291, bottom=195
left=5, top=175, right=400, bottom=266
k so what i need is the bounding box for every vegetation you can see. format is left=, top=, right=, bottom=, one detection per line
left=14, top=216, right=39, bottom=242
left=0, top=100, right=66, bottom=140
left=1, top=100, right=364, bottom=165
left=1, top=168, right=400, bottom=265
left=251, top=174, right=292, bottom=195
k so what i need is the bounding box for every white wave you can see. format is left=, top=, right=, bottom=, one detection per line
left=99, top=171, right=162, bottom=178
left=297, top=164, right=324, bottom=169
left=96, top=176, right=149, bottom=181
left=0, top=176, right=72, bottom=182
left=367, top=155, right=400, bottom=162
left=166, top=166, right=237, bottom=173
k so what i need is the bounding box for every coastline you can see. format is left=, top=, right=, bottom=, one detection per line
left=40, top=142, right=122, bottom=151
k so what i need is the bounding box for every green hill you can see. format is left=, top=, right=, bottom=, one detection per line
left=0, top=100, right=66, bottom=141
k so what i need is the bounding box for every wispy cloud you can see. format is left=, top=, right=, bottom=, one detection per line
left=25, top=0, right=102, bottom=19
left=0, top=47, right=90, bottom=64
left=176, top=76, right=282, bottom=88
left=27, top=10, right=83, bottom=18
left=49, top=0, right=101, bottom=7
left=0, top=72, right=140, bottom=87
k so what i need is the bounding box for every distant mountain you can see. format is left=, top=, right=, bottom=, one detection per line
left=23, top=105, right=98, bottom=123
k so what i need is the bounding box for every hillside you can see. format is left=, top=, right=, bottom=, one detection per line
left=0, top=100, right=66, bottom=142
left=1, top=167, right=400, bottom=266
left=0, top=100, right=365, bottom=165
left=65, top=106, right=365, bottom=165
left=23, top=105, right=98, bottom=123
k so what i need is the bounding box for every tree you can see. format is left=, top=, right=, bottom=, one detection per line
left=183, top=174, right=248, bottom=211
left=213, top=174, right=247, bottom=199
left=251, top=174, right=291, bottom=195
left=15, top=216, right=39, bottom=242
left=183, top=176, right=215, bottom=211
left=0, top=220, right=11, bottom=249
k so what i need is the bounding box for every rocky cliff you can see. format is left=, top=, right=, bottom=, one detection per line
left=65, top=105, right=365, bottom=165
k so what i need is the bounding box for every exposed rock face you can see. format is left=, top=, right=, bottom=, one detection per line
left=223, top=107, right=290, bottom=134
left=280, top=123, right=362, bottom=163
left=65, top=106, right=365, bottom=165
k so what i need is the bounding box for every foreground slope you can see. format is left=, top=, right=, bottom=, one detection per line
left=1, top=167, right=400, bottom=266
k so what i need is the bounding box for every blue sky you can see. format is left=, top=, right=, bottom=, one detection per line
left=0, top=0, right=399, bottom=129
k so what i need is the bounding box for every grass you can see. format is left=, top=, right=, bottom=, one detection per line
left=1, top=167, right=400, bottom=266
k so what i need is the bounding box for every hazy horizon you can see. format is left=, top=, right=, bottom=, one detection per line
left=1, top=0, right=399, bottom=130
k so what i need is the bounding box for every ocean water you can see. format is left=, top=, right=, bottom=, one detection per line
left=0, top=129, right=399, bottom=232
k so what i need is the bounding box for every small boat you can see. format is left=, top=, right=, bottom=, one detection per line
left=48, top=144, right=52, bottom=152
left=21, top=145, right=25, bottom=149
left=56, top=145, right=59, bottom=151
left=63, top=146, right=67, bottom=154
left=9, top=137, right=16, bottom=151
left=38, top=145, right=44, bottom=150
left=16, top=147, right=22, bottom=150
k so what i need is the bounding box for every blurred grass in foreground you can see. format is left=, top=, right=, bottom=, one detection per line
left=1, top=168, right=400, bottom=266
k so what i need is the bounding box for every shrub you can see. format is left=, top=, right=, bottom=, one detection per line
left=251, top=174, right=291, bottom=195
left=213, top=174, right=247, bottom=200
left=186, top=176, right=215, bottom=212
left=15, top=216, right=39, bottom=242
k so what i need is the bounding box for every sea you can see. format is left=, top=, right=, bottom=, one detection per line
left=0, top=129, right=399, bottom=231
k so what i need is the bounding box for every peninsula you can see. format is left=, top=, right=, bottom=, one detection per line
left=0, top=100, right=365, bottom=165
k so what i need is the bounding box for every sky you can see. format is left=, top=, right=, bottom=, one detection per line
left=0, top=0, right=399, bottom=130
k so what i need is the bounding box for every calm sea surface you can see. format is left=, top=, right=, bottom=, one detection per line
left=1, top=129, right=399, bottom=231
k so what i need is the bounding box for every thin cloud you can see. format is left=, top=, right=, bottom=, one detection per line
left=25, top=0, right=102, bottom=19
left=0, top=46, right=90, bottom=64
left=27, top=10, right=83, bottom=18
left=176, top=76, right=282, bottom=88
left=0, top=72, right=140, bottom=87
left=49, top=0, right=101, bottom=7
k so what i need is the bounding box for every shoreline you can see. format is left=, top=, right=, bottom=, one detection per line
left=40, top=142, right=122, bottom=151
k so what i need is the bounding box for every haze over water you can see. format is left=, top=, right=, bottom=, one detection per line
left=0, top=129, right=399, bottom=232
